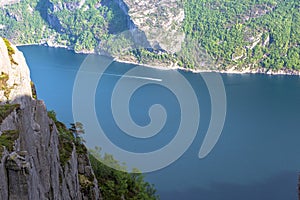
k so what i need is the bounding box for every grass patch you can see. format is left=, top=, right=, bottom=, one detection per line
left=58, top=136, right=74, bottom=167
left=0, top=72, right=16, bottom=100
left=0, top=72, right=9, bottom=84
left=0, top=72, right=11, bottom=99
left=0, top=104, right=20, bottom=124
left=2, top=38, right=18, bottom=65
left=76, top=143, right=88, bottom=155
left=54, top=115, right=75, bottom=166
left=79, top=173, right=96, bottom=199
left=0, top=130, right=19, bottom=155
left=79, top=174, right=94, bottom=191
left=48, top=110, right=88, bottom=166
left=30, top=81, right=37, bottom=100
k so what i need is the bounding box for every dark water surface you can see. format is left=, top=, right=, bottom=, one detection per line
left=18, top=46, right=300, bottom=200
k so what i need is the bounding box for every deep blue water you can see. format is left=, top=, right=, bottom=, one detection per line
left=18, top=45, right=300, bottom=200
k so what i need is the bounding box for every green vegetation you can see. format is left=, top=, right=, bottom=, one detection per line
left=181, top=0, right=300, bottom=70
left=0, top=72, right=12, bottom=99
left=47, top=110, right=57, bottom=122
left=0, top=0, right=129, bottom=52
left=0, top=103, right=20, bottom=155
left=30, top=81, right=37, bottom=100
left=101, top=0, right=130, bottom=34
left=78, top=173, right=95, bottom=197
left=0, top=0, right=53, bottom=44
left=0, top=72, right=9, bottom=96
left=48, top=110, right=84, bottom=165
left=89, top=147, right=159, bottom=200
left=3, top=0, right=298, bottom=70
left=2, top=38, right=18, bottom=65
left=0, top=129, right=19, bottom=155
left=48, top=110, right=158, bottom=199
left=0, top=104, right=20, bottom=123
left=53, top=120, right=76, bottom=165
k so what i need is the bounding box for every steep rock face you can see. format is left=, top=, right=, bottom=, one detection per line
left=0, top=38, right=32, bottom=108
left=122, top=0, right=185, bottom=53
left=0, top=38, right=101, bottom=199
left=113, top=0, right=135, bottom=30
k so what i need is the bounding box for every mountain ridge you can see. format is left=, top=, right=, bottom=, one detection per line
left=0, top=0, right=300, bottom=73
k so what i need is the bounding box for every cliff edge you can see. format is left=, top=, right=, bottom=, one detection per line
left=0, top=38, right=101, bottom=200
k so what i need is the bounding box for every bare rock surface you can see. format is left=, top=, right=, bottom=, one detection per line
left=123, top=0, right=185, bottom=53
left=0, top=38, right=101, bottom=200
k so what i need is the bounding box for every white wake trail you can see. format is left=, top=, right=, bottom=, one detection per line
left=103, top=73, right=162, bottom=82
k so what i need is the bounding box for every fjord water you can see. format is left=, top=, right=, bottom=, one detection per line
left=19, top=46, right=300, bottom=200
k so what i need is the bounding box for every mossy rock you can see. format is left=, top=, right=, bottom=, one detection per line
left=79, top=174, right=94, bottom=198
left=0, top=104, right=20, bottom=124
left=0, top=72, right=9, bottom=91
left=0, top=72, right=9, bottom=82
left=76, top=142, right=88, bottom=155
left=30, top=81, right=37, bottom=100
left=0, top=129, right=20, bottom=155
left=0, top=72, right=13, bottom=100
left=2, top=38, right=18, bottom=65
left=58, top=136, right=74, bottom=167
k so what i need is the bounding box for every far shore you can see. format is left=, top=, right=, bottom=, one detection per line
left=16, top=43, right=42, bottom=47
left=16, top=43, right=300, bottom=76
left=114, top=57, right=300, bottom=76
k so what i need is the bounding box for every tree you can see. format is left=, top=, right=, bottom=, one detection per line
left=89, top=147, right=159, bottom=200
left=69, top=122, right=85, bottom=143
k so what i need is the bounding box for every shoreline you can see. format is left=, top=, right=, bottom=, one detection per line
left=114, top=57, right=300, bottom=76
left=16, top=43, right=300, bottom=76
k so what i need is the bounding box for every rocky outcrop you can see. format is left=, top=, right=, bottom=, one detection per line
left=121, top=0, right=185, bottom=53
left=0, top=38, right=32, bottom=108
left=0, top=38, right=101, bottom=199
left=48, top=0, right=85, bottom=12
left=0, top=0, right=21, bottom=7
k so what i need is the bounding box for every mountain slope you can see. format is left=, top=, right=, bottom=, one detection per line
left=0, top=38, right=159, bottom=200
left=0, top=38, right=101, bottom=199
left=1, top=0, right=299, bottom=72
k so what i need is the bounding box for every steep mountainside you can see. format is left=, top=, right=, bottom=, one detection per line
left=122, top=0, right=185, bottom=53
left=0, top=0, right=300, bottom=72
left=181, top=0, right=300, bottom=72
left=0, top=38, right=159, bottom=200
left=0, top=38, right=101, bottom=199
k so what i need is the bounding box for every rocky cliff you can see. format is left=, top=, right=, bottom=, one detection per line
left=0, top=0, right=185, bottom=54
left=121, top=0, right=185, bottom=53
left=44, top=0, right=185, bottom=53
left=0, top=38, right=101, bottom=200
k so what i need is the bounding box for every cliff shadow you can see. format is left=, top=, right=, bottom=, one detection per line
left=101, top=0, right=133, bottom=34
left=35, top=0, right=63, bottom=33
left=35, top=0, right=50, bottom=22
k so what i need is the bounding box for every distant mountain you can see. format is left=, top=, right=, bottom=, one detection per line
left=0, top=0, right=299, bottom=72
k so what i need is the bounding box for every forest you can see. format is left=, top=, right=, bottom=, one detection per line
left=0, top=0, right=299, bottom=70
left=47, top=111, right=158, bottom=200
left=181, top=0, right=300, bottom=70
